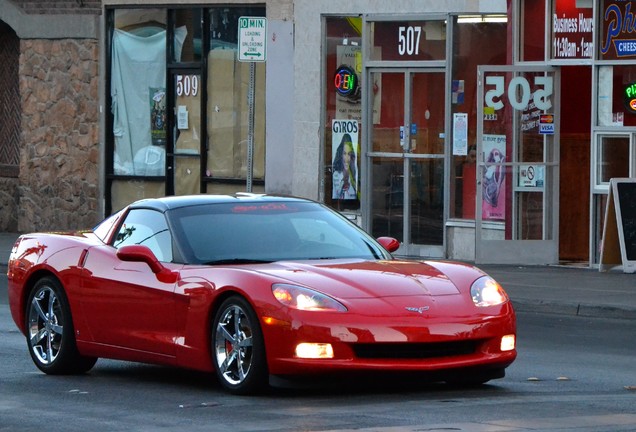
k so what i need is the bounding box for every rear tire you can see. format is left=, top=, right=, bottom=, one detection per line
left=212, top=296, right=268, bottom=394
left=25, top=276, right=97, bottom=375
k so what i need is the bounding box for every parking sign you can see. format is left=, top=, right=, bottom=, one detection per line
left=238, top=17, right=267, bottom=62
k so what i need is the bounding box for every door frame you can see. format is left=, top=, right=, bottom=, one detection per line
left=475, top=65, right=560, bottom=264
left=166, top=68, right=204, bottom=196
left=363, top=67, right=447, bottom=258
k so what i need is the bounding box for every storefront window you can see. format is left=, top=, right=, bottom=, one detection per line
left=172, top=9, right=202, bottom=63
left=600, top=0, right=636, bottom=61
left=520, top=0, right=545, bottom=61
left=597, top=65, right=636, bottom=127
left=324, top=17, right=362, bottom=212
left=551, top=0, right=593, bottom=60
left=597, top=136, right=630, bottom=185
left=369, top=20, right=446, bottom=61
left=107, top=6, right=265, bottom=213
left=450, top=17, right=507, bottom=219
left=107, top=9, right=174, bottom=211
left=110, top=9, right=176, bottom=178
left=206, top=7, right=265, bottom=193
left=520, top=0, right=593, bottom=62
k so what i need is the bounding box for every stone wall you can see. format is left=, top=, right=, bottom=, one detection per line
left=0, top=177, right=19, bottom=232
left=19, top=38, right=100, bottom=232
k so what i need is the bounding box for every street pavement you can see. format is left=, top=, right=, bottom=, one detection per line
left=1, top=231, right=634, bottom=319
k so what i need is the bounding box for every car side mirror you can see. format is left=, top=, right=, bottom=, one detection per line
left=377, top=236, right=400, bottom=253
left=117, top=245, right=177, bottom=283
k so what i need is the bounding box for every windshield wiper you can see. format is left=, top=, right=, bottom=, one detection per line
left=204, top=258, right=274, bottom=265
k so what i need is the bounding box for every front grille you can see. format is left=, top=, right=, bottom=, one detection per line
left=352, top=340, right=480, bottom=359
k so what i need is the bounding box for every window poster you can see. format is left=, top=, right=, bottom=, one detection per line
left=332, top=119, right=359, bottom=200
left=453, top=112, right=468, bottom=156
left=482, top=134, right=507, bottom=220
left=150, top=88, right=167, bottom=146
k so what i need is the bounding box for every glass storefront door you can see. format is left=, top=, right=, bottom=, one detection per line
left=366, top=69, right=446, bottom=257
left=476, top=66, right=560, bottom=264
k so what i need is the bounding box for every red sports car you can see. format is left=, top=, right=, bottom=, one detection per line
left=7, top=194, right=516, bottom=394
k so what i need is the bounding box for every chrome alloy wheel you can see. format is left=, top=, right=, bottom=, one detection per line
left=214, top=304, right=255, bottom=386
left=27, top=285, right=64, bottom=365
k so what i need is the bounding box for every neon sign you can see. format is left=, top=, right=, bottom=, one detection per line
left=624, top=83, right=636, bottom=113
left=334, top=65, right=358, bottom=97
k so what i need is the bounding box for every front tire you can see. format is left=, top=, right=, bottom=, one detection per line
left=212, top=296, right=267, bottom=394
left=26, top=276, right=97, bottom=375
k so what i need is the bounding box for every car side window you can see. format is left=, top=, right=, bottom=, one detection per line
left=113, top=209, right=173, bottom=262
left=93, top=209, right=123, bottom=243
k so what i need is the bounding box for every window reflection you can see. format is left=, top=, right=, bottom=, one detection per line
left=114, top=209, right=173, bottom=262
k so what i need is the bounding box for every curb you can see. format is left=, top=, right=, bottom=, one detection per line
left=513, top=299, right=636, bottom=320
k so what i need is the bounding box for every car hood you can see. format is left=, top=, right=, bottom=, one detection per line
left=251, top=259, right=462, bottom=299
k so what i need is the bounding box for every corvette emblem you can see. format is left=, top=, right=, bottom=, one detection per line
left=405, top=306, right=430, bottom=314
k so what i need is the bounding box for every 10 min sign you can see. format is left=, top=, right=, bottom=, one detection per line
left=238, top=16, right=267, bottom=62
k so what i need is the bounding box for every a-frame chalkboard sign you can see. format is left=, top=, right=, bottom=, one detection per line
left=599, top=178, right=636, bottom=273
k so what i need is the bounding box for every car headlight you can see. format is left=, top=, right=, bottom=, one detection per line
left=272, top=284, right=347, bottom=312
left=471, top=276, right=508, bottom=307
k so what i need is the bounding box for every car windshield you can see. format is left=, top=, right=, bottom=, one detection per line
left=168, top=201, right=392, bottom=264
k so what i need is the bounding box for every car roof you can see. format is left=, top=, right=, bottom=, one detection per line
left=128, top=193, right=311, bottom=212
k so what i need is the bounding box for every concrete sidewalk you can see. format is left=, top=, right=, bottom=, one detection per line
left=478, top=264, right=636, bottom=320
left=1, top=232, right=634, bottom=319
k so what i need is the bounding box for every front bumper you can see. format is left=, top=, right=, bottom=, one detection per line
left=261, top=302, right=517, bottom=376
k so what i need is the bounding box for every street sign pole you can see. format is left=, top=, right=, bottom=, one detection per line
left=238, top=17, right=267, bottom=193
left=246, top=62, right=255, bottom=192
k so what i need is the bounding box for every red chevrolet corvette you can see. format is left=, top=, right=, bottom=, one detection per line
left=7, top=194, right=516, bottom=394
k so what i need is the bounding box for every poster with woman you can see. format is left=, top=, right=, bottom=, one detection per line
left=332, top=120, right=359, bottom=200
left=482, top=134, right=506, bottom=220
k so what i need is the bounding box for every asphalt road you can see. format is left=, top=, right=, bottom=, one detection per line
left=1, top=269, right=636, bottom=432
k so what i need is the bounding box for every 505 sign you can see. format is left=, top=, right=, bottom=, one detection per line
left=485, top=75, right=553, bottom=111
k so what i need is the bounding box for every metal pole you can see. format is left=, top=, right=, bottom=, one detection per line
left=246, top=62, right=255, bottom=192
